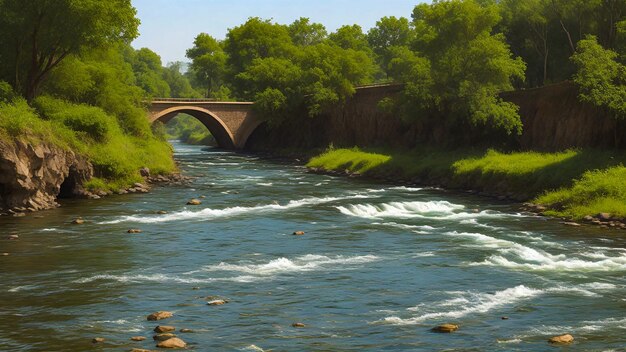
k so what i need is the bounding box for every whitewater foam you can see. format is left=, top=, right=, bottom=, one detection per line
left=337, top=200, right=465, bottom=219
left=381, top=284, right=602, bottom=325
left=100, top=194, right=371, bottom=224
left=383, top=285, right=543, bottom=325
left=202, top=254, right=380, bottom=276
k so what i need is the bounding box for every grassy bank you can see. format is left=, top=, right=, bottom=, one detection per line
left=307, top=147, right=626, bottom=220
left=0, top=97, right=176, bottom=192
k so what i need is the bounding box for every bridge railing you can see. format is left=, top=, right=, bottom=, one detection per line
left=150, top=97, right=219, bottom=102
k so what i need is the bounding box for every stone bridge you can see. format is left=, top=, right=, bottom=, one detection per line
left=148, top=99, right=261, bottom=149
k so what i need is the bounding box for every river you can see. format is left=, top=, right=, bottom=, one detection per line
left=1, top=141, right=625, bottom=351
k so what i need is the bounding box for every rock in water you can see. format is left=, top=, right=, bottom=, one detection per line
left=92, top=337, right=105, bottom=343
left=1, top=253, right=9, bottom=256
left=548, top=334, right=574, bottom=344
left=147, top=311, right=173, bottom=321
left=6, top=234, right=19, bottom=240
left=154, top=325, right=175, bottom=333
left=153, top=333, right=177, bottom=341
left=207, top=299, right=227, bottom=306
left=292, top=322, right=306, bottom=328
left=72, top=218, right=84, bottom=224
left=130, top=336, right=146, bottom=341
left=187, top=199, right=202, bottom=205
left=156, top=337, right=186, bottom=349
left=432, top=324, right=459, bottom=333
left=292, top=231, right=305, bottom=236
left=179, top=329, right=193, bottom=333
left=127, top=229, right=142, bottom=233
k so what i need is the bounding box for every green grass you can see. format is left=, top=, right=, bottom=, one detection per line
left=0, top=97, right=176, bottom=192
left=307, top=147, right=626, bottom=220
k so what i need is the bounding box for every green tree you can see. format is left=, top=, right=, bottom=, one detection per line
left=0, top=0, right=139, bottom=100
left=186, top=33, right=227, bottom=97
left=571, top=36, right=626, bottom=119
left=162, top=62, right=201, bottom=98
left=288, top=18, right=327, bottom=46
left=130, top=48, right=170, bottom=97
left=224, top=17, right=295, bottom=80
left=389, top=0, right=526, bottom=135
left=367, top=16, right=413, bottom=77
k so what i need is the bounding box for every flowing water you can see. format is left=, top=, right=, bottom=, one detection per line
left=1, top=141, right=625, bottom=351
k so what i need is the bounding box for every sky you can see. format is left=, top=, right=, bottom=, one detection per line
left=131, top=0, right=422, bottom=65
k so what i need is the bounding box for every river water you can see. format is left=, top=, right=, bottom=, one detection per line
left=1, top=141, right=625, bottom=351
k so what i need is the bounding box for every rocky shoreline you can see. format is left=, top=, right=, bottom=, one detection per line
left=307, top=166, right=626, bottom=231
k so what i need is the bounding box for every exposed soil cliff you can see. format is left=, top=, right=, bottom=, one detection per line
left=0, top=138, right=93, bottom=215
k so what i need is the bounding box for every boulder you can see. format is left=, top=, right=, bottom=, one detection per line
left=153, top=333, right=177, bottom=341
left=598, top=213, right=612, bottom=221
left=154, top=326, right=175, bottom=333
left=207, top=299, right=227, bottom=306
left=187, top=199, right=202, bottom=205
left=432, top=324, right=459, bottom=333
left=147, top=311, right=173, bottom=321
left=292, top=231, right=305, bottom=236
left=0, top=139, right=93, bottom=213
left=127, top=229, right=142, bottom=234
left=130, top=336, right=146, bottom=341
left=548, top=334, right=574, bottom=344
left=292, top=322, right=306, bottom=328
left=92, top=337, right=105, bottom=343
left=156, top=337, right=186, bottom=349
left=72, top=218, right=84, bottom=224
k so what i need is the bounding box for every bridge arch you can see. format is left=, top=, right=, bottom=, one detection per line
left=151, top=106, right=236, bottom=149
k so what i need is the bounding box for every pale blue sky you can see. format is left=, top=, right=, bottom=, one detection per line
left=131, top=0, right=422, bottom=65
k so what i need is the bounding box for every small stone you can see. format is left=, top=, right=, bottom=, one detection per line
left=92, top=337, right=105, bottom=343
left=134, top=183, right=145, bottom=188
left=598, top=213, right=612, bottom=221
left=153, top=333, right=176, bottom=341
left=583, top=215, right=594, bottom=222
left=192, top=287, right=200, bottom=290
left=199, top=195, right=206, bottom=199
left=131, top=349, right=156, bottom=352
left=548, top=334, right=574, bottom=344
left=207, top=299, right=227, bottom=306
left=187, top=199, right=202, bottom=205
left=179, top=329, right=193, bottom=333
left=154, top=326, right=175, bottom=333
left=130, top=336, right=146, bottom=341
left=156, top=337, right=186, bottom=349
left=561, top=222, right=581, bottom=227
left=432, top=323, right=459, bottom=333
left=147, top=311, right=173, bottom=321
left=12, top=212, right=26, bottom=217
left=292, top=322, right=306, bottom=328
left=1, top=253, right=9, bottom=256
left=6, top=234, right=19, bottom=240
left=127, top=229, right=142, bottom=234
left=72, top=218, right=84, bottom=225
left=292, top=231, right=305, bottom=236
left=157, top=210, right=167, bottom=214
left=501, top=316, right=509, bottom=320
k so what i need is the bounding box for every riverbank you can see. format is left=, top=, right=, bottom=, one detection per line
left=0, top=97, right=177, bottom=215
left=306, top=147, right=626, bottom=229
